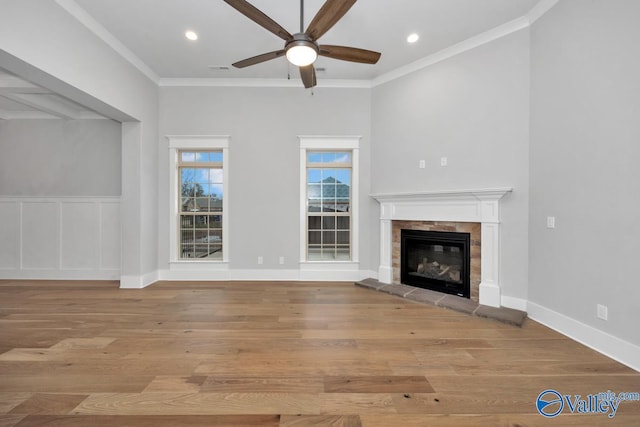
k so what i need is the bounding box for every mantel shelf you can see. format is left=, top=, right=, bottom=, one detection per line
left=370, top=187, right=512, bottom=203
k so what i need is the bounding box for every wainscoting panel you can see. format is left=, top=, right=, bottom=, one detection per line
left=22, top=200, right=59, bottom=269
left=0, top=197, right=120, bottom=280
left=61, top=201, right=98, bottom=270
left=100, top=201, right=121, bottom=270
left=0, top=201, right=20, bottom=269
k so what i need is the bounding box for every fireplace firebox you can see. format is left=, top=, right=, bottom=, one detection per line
left=401, top=229, right=471, bottom=298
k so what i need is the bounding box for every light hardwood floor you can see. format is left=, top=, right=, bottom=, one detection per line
left=0, top=280, right=638, bottom=426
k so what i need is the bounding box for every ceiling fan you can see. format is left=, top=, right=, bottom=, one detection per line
left=223, top=0, right=381, bottom=88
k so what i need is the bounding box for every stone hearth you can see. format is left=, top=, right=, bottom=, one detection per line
left=356, top=278, right=527, bottom=327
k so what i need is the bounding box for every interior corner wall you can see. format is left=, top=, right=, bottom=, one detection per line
left=370, top=29, right=531, bottom=306
left=158, top=86, right=373, bottom=278
left=529, top=0, right=640, bottom=358
left=0, top=0, right=159, bottom=287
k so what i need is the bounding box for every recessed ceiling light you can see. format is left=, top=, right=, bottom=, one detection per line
left=407, top=33, right=419, bottom=44
left=185, top=30, right=198, bottom=41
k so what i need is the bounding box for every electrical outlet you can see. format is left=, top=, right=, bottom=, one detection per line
left=597, top=304, right=608, bottom=320
left=257, top=256, right=263, bottom=265
left=440, top=157, right=448, bottom=167
left=279, top=256, right=285, bottom=265
left=419, top=160, right=426, bottom=169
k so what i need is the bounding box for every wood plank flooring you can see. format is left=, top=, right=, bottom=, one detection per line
left=0, top=280, right=638, bottom=426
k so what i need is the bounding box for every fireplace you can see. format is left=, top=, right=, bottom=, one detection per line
left=401, top=229, right=471, bottom=298
left=371, top=188, right=512, bottom=307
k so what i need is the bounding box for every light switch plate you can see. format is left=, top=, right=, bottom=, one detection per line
left=546, top=216, right=556, bottom=228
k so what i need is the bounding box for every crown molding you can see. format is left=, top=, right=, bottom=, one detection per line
left=54, top=0, right=160, bottom=85
left=371, top=0, right=560, bottom=88
left=526, top=0, right=560, bottom=24
left=372, top=16, right=529, bottom=88
left=158, top=78, right=372, bottom=89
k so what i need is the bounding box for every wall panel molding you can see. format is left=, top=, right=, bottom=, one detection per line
left=0, top=196, right=120, bottom=280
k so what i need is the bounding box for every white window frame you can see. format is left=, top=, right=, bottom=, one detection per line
left=167, top=135, right=229, bottom=265
left=299, top=136, right=360, bottom=265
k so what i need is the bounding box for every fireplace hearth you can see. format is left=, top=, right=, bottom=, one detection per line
left=401, top=229, right=471, bottom=298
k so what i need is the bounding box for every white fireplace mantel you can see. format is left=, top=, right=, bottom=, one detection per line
left=371, top=188, right=512, bottom=308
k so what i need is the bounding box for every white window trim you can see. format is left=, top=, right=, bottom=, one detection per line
left=299, top=135, right=360, bottom=265
left=167, top=135, right=230, bottom=265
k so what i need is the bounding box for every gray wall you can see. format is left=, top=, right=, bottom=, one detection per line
left=0, top=119, right=121, bottom=196
left=158, top=86, right=373, bottom=271
left=371, top=29, right=531, bottom=302
left=529, top=0, right=640, bottom=345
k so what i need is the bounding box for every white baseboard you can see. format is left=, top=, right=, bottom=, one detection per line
left=501, top=295, right=528, bottom=311
left=141, top=270, right=158, bottom=288
left=156, top=267, right=376, bottom=283
left=528, top=301, right=640, bottom=372
left=119, top=271, right=158, bottom=288
left=119, top=275, right=144, bottom=289
left=0, top=269, right=119, bottom=281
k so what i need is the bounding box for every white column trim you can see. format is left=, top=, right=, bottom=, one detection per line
left=378, top=218, right=393, bottom=283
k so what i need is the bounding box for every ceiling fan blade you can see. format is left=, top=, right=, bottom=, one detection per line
left=299, top=65, right=317, bottom=88
left=232, top=50, right=286, bottom=68
left=224, top=0, right=292, bottom=41
left=305, top=0, right=357, bottom=41
left=319, top=45, right=381, bottom=64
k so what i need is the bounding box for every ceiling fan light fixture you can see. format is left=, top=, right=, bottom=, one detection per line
left=286, top=40, right=318, bottom=67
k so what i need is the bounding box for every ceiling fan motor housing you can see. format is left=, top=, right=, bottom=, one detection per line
left=285, top=33, right=319, bottom=66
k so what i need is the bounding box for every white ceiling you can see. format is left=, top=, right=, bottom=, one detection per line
left=72, top=0, right=542, bottom=81
left=1, top=0, right=547, bottom=120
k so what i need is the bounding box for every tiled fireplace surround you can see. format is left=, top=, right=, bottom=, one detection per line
left=371, top=188, right=512, bottom=308
left=392, top=220, right=481, bottom=302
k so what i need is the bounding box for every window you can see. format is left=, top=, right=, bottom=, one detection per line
left=306, top=151, right=352, bottom=260
left=178, top=151, right=223, bottom=259
left=168, top=136, right=229, bottom=264
left=300, top=136, right=359, bottom=263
